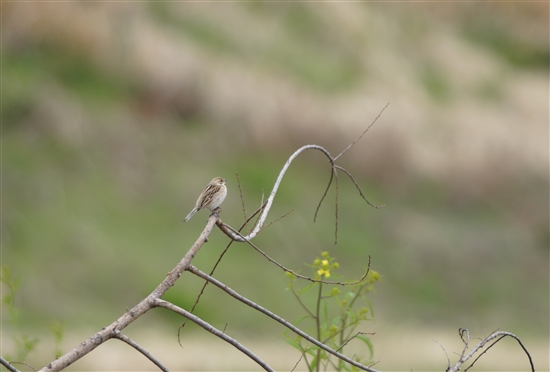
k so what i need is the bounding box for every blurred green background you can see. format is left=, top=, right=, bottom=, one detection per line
left=2, top=1, right=548, bottom=370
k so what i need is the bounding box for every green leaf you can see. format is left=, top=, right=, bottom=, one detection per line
left=284, top=337, right=304, bottom=351
left=357, top=334, right=374, bottom=359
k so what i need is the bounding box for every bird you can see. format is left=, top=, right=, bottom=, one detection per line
left=184, top=177, right=227, bottom=222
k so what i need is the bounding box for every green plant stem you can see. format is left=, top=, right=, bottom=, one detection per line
left=315, top=279, right=323, bottom=372
left=338, top=284, right=366, bottom=369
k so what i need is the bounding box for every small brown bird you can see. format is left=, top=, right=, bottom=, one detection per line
left=184, top=177, right=227, bottom=222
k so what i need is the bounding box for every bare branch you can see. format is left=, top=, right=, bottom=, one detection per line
left=335, top=332, right=376, bottom=353
left=178, top=203, right=269, bottom=343
left=334, top=103, right=389, bottom=162
left=314, top=164, right=336, bottom=223
left=0, top=357, right=20, bottom=372
left=187, top=265, right=380, bottom=372
left=217, top=221, right=371, bottom=286
left=334, top=169, right=340, bottom=244
left=234, top=145, right=335, bottom=242
left=335, top=166, right=385, bottom=209
left=39, top=214, right=219, bottom=372
left=153, top=298, right=275, bottom=372
left=257, top=209, right=294, bottom=233
left=433, top=339, right=451, bottom=372
left=236, top=172, right=250, bottom=234
left=448, top=329, right=535, bottom=372
left=112, top=330, right=169, bottom=372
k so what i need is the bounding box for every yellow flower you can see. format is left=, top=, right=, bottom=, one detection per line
left=317, top=269, right=331, bottom=278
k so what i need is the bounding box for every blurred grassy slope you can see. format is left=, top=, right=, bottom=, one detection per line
left=2, top=0, right=548, bottom=356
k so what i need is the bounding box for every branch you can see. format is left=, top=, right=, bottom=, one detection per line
left=39, top=214, right=219, bottom=372
left=153, top=298, right=275, bottom=372
left=231, top=145, right=335, bottom=242
left=112, top=330, right=169, bottom=372
left=448, top=329, right=535, bottom=372
left=187, top=265, right=380, bottom=372
left=216, top=221, right=371, bottom=286
left=178, top=202, right=267, bottom=342
left=0, top=357, right=20, bottom=372
left=217, top=105, right=387, bottom=245
left=334, top=103, right=389, bottom=161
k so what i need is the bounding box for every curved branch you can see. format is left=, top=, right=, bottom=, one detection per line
left=236, top=145, right=335, bottom=241
left=187, top=265, right=380, bottom=372
left=112, top=331, right=169, bottom=372
left=449, top=329, right=535, bottom=372
left=153, top=298, right=275, bottom=372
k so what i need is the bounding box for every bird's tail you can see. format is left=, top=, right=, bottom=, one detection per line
left=184, top=209, right=197, bottom=222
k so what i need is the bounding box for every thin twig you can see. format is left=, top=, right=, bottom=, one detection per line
left=257, top=209, right=294, bottom=233
left=112, top=330, right=169, bottom=372
left=433, top=339, right=451, bottom=371
left=219, top=221, right=371, bottom=286
left=236, top=172, right=250, bottom=234
left=336, top=166, right=384, bottom=209
left=187, top=265, right=380, bottom=372
left=334, top=103, right=389, bottom=162
left=290, top=352, right=305, bottom=372
left=314, top=164, right=335, bottom=223
left=178, top=204, right=267, bottom=344
left=334, top=168, right=339, bottom=244
left=335, top=331, right=376, bottom=353
left=154, top=298, right=274, bottom=372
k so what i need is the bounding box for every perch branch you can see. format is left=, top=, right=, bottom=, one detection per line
left=39, top=214, right=219, bottom=372
left=187, top=265, right=380, bottom=372
left=178, top=203, right=267, bottom=342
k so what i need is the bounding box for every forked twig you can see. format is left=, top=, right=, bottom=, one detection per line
left=221, top=105, right=387, bottom=244
left=448, top=329, right=535, bottom=372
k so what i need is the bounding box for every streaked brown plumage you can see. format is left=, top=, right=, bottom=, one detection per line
left=184, top=177, right=227, bottom=222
